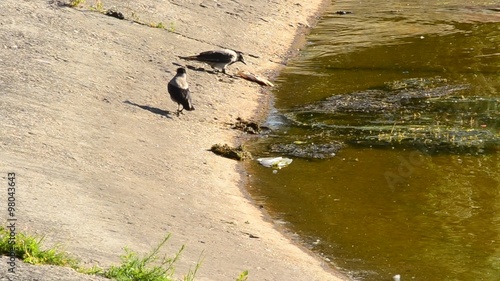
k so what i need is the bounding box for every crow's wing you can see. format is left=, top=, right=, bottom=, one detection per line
left=195, top=50, right=233, bottom=63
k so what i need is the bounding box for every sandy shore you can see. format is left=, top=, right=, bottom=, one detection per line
left=0, top=0, right=348, bottom=280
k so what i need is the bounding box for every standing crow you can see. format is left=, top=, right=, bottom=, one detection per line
left=168, top=67, right=194, bottom=116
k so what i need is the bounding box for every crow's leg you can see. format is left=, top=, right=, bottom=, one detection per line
left=176, top=104, right=182, bottom=116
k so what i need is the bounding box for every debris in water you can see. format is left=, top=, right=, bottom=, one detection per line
left=270, top=142, right=343, bottom=159
left=384, top=77, right=448, bottom=91
left=335, top=10, right=352, bottom=15
left=297, top=81, right=469, bottom=114
left=257, top=157, right=293, bottom=169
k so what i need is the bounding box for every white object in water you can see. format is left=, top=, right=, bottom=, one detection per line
left=393, top=274, right=401, bottom=281
left=257, top=157, right=293, bottom=169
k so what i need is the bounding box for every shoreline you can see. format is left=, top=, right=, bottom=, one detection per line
left=0, top=0, right=348, bottom=280
left=240, top=0, right=347, bottom=277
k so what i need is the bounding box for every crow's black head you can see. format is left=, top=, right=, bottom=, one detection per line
left=176, top=67, right=187, bottom=75
left=236, top=52, right=246, bottom=65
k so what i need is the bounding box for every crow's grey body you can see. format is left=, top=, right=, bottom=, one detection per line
left=168, top=68, right=194, bottom=115
left=179, top=49, right=246, bottom=74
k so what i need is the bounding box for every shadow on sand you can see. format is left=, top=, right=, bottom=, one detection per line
left=123, top=100, right=173, bottom=119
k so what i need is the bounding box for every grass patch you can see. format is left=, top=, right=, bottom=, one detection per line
left=0, top=228, right=201, bottom=280
left=69, top=0, right=86, bottom=8
left=104, top=234, right=200, bottom=281
left=236, top=270, right=249, bottom=281
left=64, top=1, right=175, bottom=32
left=154, top=22, right=165, bottom=29
left=150, top=22, right=175, bottom=32
left=0, top=227, right=77, bottom=267
left=91, top=0, right=105, bottom=13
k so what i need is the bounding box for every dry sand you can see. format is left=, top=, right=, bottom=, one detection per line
left=0, top=0, right=348, bottom=280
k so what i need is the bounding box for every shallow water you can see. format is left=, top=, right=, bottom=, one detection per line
left=247, top=1, right=500, bottom=280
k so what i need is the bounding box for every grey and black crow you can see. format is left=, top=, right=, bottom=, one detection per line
left=179, top=49, right=246, bottom=74
left=168, top=67, right=194, bottom=116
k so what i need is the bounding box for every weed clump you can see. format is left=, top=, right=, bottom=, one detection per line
left=0, top=227, right=77, bottom=267
left=0, top=228, right=201, bottom=280
left=69, top=0, right=85, bottom=8
left=104, top=234, right=200, bottom=281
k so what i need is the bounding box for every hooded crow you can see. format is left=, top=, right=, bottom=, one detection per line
left=179, top=49, right=246, bottom=74
left=168, top=67, right=194, bottom=116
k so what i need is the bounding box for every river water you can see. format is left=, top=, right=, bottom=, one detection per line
left=247, top=1, right=500, bottom=280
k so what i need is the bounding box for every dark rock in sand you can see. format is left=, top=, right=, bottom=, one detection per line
left=105, top=9, right=125, bottom=20
left=230, top=117, right=262, bottom=134
left=210, top=144, right=252, bottom=161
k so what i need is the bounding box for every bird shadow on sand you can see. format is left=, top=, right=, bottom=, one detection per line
left=172, top=62, right=227, bottom=76
left=172, top=62, right=213, bottom=74
left=123, top=100, right=173, bottom=119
